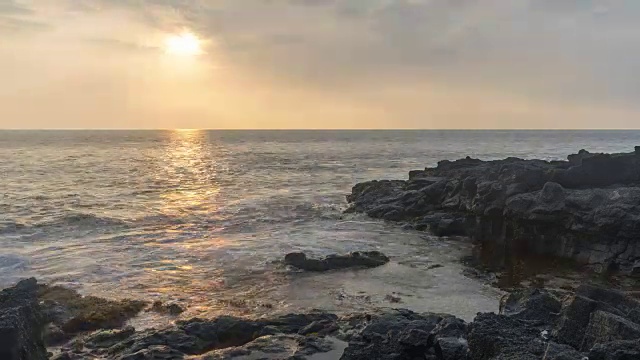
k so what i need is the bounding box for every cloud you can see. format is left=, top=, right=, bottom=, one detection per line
left=0, top=0, right=50, bottom=33
left=0, top=0, right=32, bottom=14
left=3, top=0, right=640, bottom=128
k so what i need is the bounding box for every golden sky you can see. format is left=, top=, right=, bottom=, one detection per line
left=1, top=0, right=639, bottom=129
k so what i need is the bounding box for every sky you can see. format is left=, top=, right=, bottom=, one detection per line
left=1, top=0, right=640, bottom=129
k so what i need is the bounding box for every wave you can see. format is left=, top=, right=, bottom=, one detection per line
left=0, top=221, right=28, bottom=234
left=40, top=212, right=130, bottom=228
left=0, top=254, right=28, bottom=271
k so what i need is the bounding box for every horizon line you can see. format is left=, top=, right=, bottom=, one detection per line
left=2, top=128, right=640, bottom=131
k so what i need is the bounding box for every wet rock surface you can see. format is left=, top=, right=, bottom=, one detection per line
left=149, top=301, right=185, bottom=316
left=38, top=283, right=147, bottom=343
left=1, top=279, right=639, bottom=359
left=346, top=148, right=640, bottom=274
left=284, top=251, right=390, bottom=272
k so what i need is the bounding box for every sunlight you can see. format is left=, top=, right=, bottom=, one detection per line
left=164, top=31, right=203, bottom=56
left=159, top=130, right=220, bottom=219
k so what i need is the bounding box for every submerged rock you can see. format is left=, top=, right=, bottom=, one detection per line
left=284, top=251, right=389, bottom=272
left=38, top=284, right=147, bottom=335
left=84, top=326, right=136, bottom=349
left=150, top=300, right=185, bottom=316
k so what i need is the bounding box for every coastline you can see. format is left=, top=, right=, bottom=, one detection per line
left=2, top=147, right=640, bottom=359
left=346, top=147, right=640, bottom=284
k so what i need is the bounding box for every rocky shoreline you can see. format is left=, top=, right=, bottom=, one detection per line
left=1, top=277, right=639, bottom=359
left=2, top=148, right=640, bottom=359
left=346, top=148, right=640, bottom=280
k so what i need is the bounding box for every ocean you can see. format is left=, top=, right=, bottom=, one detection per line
left=1, top=130, right=638, bottom=325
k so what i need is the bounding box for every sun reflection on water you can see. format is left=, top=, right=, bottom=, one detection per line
left=138, top=129, right=237, bottom=311
left=160, top=129, right=220, bottom=217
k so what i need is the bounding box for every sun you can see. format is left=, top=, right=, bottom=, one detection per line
left=164, top=32, right=202, bottom=56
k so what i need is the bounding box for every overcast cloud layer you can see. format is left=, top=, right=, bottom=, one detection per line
left=1, top=0, right=639, bottom=129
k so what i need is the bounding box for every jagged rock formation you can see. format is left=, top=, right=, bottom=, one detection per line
left=346, top=148, right=640, bottom=274
left=0, top=279, right=638, bottom=359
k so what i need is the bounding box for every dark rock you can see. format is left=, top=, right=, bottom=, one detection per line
left=107, top=316, right=264, bottom=357
left=554, top=285, right=640, bottom=350
left=435, top=337, right=469, bottom=360
left=85, top=326, right=136, bottom=349
left=150, top=301, right=185, bottom=316
left=12, top=278, right=638, bottom=360
left=575, top=285, right=640, bottom=316
left=38, top=284, right=147, bottom=334
left=505, top=182, right=528, bottom=197
left=297, top=320, right=338, bottom=336
left=589, top=339, right=640, bottom=360
left=581, top=310, right=640, bottom=351
left=542, top=342, right=587, bottom=360
left=0, top=278, right=48, bottom=360
left=261, top=311, right=338, bottom=334
left=346, top=147, right=640, bottom=272
left=119, top=345, right=185, bottom=360
left=43, top=323, right=68, bottom=346
left=431, top=316, right=467, bottom=339
left=398, top=328, right=432, bottom=347
left=414, top=213, right=469, bottom=236
left=50, top=353, right=74, bottom=360
left=628, top=308, right=640, bottom=325
left=554, top=294, right=623, bottom=349
left=194, top=334, right=341, bottom=360
left=467, top=312, right=545, bottom=360
left=55, top=310, right=342, bottom=359
left=340, top=310, right=446, bottom=360
left=499, top=288, right=562, bottom=324
left=284, top=251, right=389, bottom=272
left=385, top=294, right=402, bottom=303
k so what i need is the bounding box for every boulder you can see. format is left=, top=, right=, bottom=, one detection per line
left=580, top=310, right=640, bottom=351
left=435, top=337, right=469, bottom=360
left=284, top=251, right=389, bottom=272
left=467, top=312, right=545, bottom=360
left=339, top=309, right=448, bottom=360
left=0, top=278, right=48, bottom=360
left=554, top=286, right=640, bottom=350
left=499, top=288, right=562, bottom=324
left=554, top=294, right=633, bottom=350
